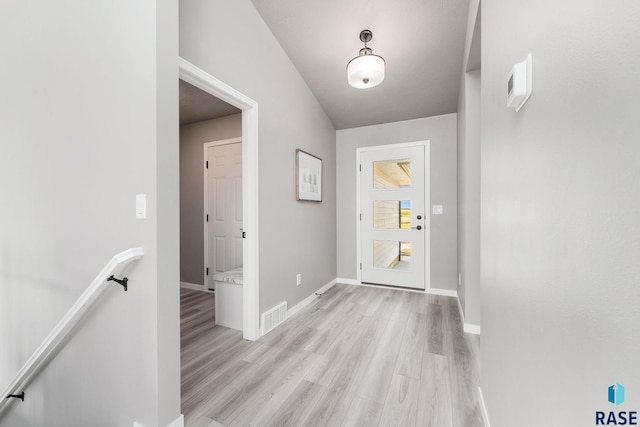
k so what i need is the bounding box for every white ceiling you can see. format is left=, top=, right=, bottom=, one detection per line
left=250, top=0, right=470, bottom=129
left=179, top=0, right=471, bottom=130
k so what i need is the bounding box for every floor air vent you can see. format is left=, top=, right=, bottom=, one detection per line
left=262, top=301, right=287, bottom=335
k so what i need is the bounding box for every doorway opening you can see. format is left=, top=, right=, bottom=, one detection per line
left=179, top=58, right=260, bottom=341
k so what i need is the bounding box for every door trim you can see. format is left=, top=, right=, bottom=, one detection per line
left=356, top=141, right=431, bottom=291
left=180, top=57, right=260, bottom=341
left=203, top=138, right=242, bottom=291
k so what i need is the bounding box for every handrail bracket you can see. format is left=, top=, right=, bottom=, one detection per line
left=6, top=392, right=24, bottom=402
left=107, top=275, right=128, bottom=292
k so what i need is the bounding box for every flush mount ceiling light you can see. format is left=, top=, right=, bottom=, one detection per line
left=347, top=29, right=385, bottom=89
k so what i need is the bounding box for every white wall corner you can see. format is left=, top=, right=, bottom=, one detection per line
left=337, top=277, right=360, bottom=286
left=287, top=279, right=338, bottom=319
left=478, top=387, right=491, bottom=427
left=426, top=288, right=458, bottom=297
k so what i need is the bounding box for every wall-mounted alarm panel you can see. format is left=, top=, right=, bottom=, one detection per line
left=507, top=53, right=532, bottom=112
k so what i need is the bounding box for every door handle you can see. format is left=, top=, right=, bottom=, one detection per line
left=412, top=225, right=422, bottom=230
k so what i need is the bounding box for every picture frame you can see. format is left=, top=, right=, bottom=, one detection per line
left=296, top=149, right=322, bottom=202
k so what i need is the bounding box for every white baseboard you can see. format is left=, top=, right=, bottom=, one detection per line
left=180, top=281, right=205, bottom=291
left=427, top=288, right=458, bottom=297
left=454, top=292, right=481, bottom=335
left=478, top=387, right=491, bottom=427
left=336, top=277, right=360, bottom=286
left=168, top=414, right=184, bottom=427
left=464, top=323, right=481, bottom=334
left=348, top=281, right=426, bottom=294
left=287, top=279, right=337, bottom=319
left=133, top=414, right=183, bottom=427
left=342, top=279, right=455, bottom=295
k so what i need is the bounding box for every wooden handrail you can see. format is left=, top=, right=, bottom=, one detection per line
left=0, top=247, right=144, bottom=417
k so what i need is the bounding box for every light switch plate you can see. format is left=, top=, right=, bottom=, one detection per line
left=136, top=194, right=147, bottom=219
left=432, top=205, right=443, bottom=215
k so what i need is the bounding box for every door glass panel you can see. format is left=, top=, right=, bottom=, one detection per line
left=400, top=201, right=411, bottom=229
left=373, top=240, right=412, bottom=270
left=373, top=200, right=411, bottom=229
left=373, top=159, right=411, bottom=189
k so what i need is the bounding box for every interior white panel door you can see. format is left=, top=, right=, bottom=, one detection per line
left=207, top=142, right=243, bottom=289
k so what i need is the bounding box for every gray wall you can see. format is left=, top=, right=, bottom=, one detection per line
left=180, top=114, right=242, bottom=285
left=456, top=0, right=481, bottom=326
left=180, top=0, right=337, bottom=314
left=0, top=1, right=180, bottom=426
left=482, top=1, right=640, bottom=425
left=336, top=115, right=458, bottom=291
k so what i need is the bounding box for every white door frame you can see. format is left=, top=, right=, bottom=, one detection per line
left=179, top=57, right=260, bottom=341
left=356, top=141, right=431, bottom=291
left=203, top=138, right=242, bottom=290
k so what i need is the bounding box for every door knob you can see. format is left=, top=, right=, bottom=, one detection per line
left=412, top=225, right=422, bottom=230
left=416, top=215, right=422, bottom=220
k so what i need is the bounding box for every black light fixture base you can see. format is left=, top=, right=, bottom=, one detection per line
left=359, top=29, right=373, bottom=43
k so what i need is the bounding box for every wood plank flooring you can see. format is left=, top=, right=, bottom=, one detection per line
left=180, top=284, right=483, bottom=427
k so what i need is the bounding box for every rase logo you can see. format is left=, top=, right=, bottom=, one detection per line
left=596, top=382, right=637, bottom=425
left=610, top=383, right=627, bottom=407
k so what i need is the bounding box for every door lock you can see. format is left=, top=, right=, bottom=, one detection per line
left=416, top=215, right=422, bottom=220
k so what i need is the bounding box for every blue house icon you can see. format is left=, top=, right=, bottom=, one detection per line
left=608, top=382, right=625, bottom=406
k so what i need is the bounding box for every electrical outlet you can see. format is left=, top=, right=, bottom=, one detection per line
left=296, top=274, right=302, bottom=286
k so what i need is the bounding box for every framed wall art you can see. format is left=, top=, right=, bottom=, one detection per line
left=296, top=149, right=322, bottom=202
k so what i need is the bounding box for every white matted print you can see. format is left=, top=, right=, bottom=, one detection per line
left=296, top=149, right=322, bottom=202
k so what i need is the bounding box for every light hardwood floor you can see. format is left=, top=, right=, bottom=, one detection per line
left=180, top=284, right=483, bottom=427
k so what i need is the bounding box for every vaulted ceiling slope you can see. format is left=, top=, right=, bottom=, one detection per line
left=251, top=0, right=470, bottom=129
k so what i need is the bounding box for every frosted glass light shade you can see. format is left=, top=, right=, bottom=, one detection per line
left=347, top=54, right=385, bottom=88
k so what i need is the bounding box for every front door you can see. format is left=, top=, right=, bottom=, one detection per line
left=360, top=143, right=428, bottom=289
